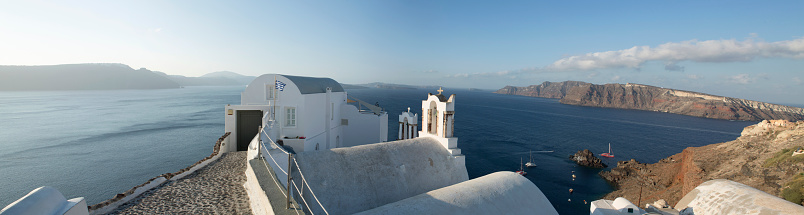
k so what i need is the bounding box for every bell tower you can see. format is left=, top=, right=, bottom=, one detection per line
left=419, top=87, right=459, bottom=156
left=398, top=107, right=418, bottom=140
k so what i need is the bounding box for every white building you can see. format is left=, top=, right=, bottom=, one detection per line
left=590, top=197, right=646, bottom=215
left=249, top=88, right=559, bottom=215
left=222, top=74, right=387, bottom=153
left=398, top=107, right=418, bottom=140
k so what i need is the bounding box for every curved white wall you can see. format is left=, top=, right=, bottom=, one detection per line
left=292, top=137, right=468, bottom=215
left=356, top=171, right=558, bottom=215
left=675, top=179, right=804, bottom=215
left=0, top=186, right=88, bottom=215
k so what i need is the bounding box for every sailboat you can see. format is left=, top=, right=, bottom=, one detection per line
left=525, top=150, right=537, bottom=167
left=600, top=143, right=615, bottom=158
left=516, top=157, right=527, bottom=176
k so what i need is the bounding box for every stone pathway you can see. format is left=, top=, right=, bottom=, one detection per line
left=109, top=152, right=252, bottom=214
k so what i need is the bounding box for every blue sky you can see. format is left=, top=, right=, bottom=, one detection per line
left=2, top=1, right=803, bottom=104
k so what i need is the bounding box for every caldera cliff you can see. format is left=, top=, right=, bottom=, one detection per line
left=495, top=81, right=804, bottom=121
left=599, top=120, right=804, bottom=206
left=495, top=81, right=590, bottom=99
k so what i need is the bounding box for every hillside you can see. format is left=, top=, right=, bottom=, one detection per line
left=153, top=71, right=254, bottom=86
left=0, top=64, right=179, bottom=90
left=199, top=71, right=255, bottom=85
left=495, top=81, right=804, bottom=121
left=599, top=120, right=804, bottom=206
left=494, top=81, right=590, bottom=98
left=354, top=82, right=441, bottom=90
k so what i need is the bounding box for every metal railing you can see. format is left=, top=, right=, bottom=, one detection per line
left=348, top=96, right=384, bottom=115
left=257, top=125, right=330, bottom=215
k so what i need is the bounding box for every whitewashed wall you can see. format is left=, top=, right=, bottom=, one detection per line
left=230, top=74, right=384, bottom=152
left=340, top=104, right=388, bottom=147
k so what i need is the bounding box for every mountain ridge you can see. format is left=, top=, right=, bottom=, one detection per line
left=0, top=64, right=180, bottom=91
left=494, top=81, right=804, bottom=121
left=0, top=64, right=255, bottom=91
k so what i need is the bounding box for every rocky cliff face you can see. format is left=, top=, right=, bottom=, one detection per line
left=569, top=149, right=607, bottom=168
left=494, top=81, right=590, bottom=99
left=561, top=83, right=804, bottom=121
left=599, top=120, right=804, bottom=206
left=496, top=81, right=804, bottom=121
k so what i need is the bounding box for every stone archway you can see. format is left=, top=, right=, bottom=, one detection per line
left=428, top=101, right=437, bottom=134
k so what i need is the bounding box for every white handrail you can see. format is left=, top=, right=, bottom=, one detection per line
left=293, top=157, right=330, bottom=215
left=258, top=124, right=329, bottom=215
left=259, top=157, right=287, bottom=198
left=261, top=129, right=290, bottom=155
left=262, top=143, right=288, bottom=175
left=291, top=180, right=314, bottom=215
left=259, top=129, right=289, bottom=176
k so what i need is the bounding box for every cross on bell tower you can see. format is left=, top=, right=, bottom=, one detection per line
left=437, top=87, right=444, bottom=95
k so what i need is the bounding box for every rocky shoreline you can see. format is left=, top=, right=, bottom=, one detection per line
left=569, top=149, right=607, bottom=168
left=88, top=132, right=231, bottom=213
left=598, top=120, right=804, bottom=206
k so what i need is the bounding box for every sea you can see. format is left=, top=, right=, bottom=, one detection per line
left=0, top=86, right=755, bottom=214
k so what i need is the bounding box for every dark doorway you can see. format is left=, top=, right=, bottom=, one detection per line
left=237, top=110, right=263, bottom=151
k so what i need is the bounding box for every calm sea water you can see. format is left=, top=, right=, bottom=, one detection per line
left=0, top=87, right=754, bottom=214
left=0, top=86, right=243, bottom=207
left=347, top=88, right=754, bottom=215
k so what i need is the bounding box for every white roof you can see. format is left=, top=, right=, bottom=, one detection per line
left=283, top=75, right=344, bottom=94
left=590, top=197, right=646, bottom=215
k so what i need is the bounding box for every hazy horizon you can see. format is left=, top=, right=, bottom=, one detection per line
left=1, top=1, right=803, bottom=104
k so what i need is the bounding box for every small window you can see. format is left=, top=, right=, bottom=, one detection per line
left=627, top=208, right=633, bottom=213
left=331, top=103, right=334, bottom=120
left=266, top=84, right=274, bottom=100
left=285, top=107, right=296, bottom=126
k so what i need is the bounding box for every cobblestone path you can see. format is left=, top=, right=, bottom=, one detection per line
left=110, top=152, right=252, bottom=214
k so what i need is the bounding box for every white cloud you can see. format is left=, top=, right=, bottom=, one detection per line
left=794, top=77, right=802, bottom=85
left=148, top=28, right=163, bottom=33
left=687, top=74, right=702, bottom=80
left=548, top=36, right=804, bottom=71
left=727, top=74, right=752, bottom=84
left=611, top=75, right=621, bottom=81
left=444, top=69, right=534, bottom=79
left=446, top=73, right=469, bottom=78
left=423, top=70, right=438, bottom=73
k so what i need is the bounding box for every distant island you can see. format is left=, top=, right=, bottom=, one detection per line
left=0, top=64, right=255, bottom=91
left=340, top=84, right=369, bottom=89
left=346, top=82, right=441, bottom=90
left=156, top=70, right=255, bottom=87
left=495, top=81, right=804, bottom=121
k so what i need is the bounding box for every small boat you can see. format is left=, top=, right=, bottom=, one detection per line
left=525, top=150, right=537, bottom=167
left=600, top=143, right=615, bottom=158
left=516, top=157, right=527, bottom=176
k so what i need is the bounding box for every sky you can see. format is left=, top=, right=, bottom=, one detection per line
left=1, top=1, right=803, bottom=104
